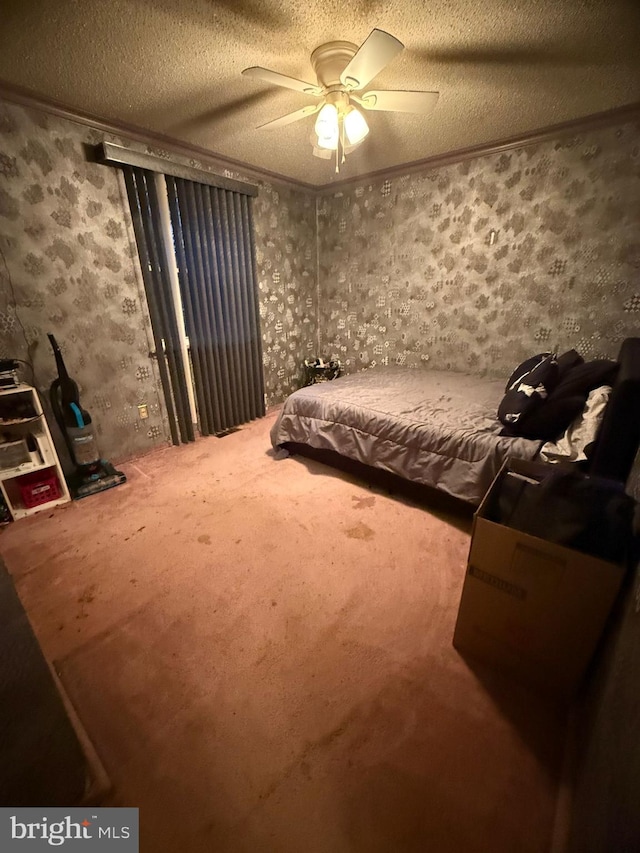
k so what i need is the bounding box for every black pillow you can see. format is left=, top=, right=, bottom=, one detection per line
left=508, top=395, right=588, bottom=441
left=556, top=349, right=584, bottom=379
left=548, top=359, right=618, bottom=399
left=503, top=350, right=583, bottom=398
left=498, top=354, right=560, bottom=430
left=502, top=358, right=619, bottom=441
left=504, top=353, right=550, bottom=393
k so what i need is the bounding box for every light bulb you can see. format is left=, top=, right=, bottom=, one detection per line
left=315, top=103, right=338, bottom=141
left=344, top=107, right=369, bottom=145
left=315, top=103, right=339, bottom=149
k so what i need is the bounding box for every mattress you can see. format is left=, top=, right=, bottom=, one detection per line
left=270, top=367, right=542, bottom=505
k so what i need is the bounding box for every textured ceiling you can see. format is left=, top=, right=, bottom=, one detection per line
left=1, top=0, right=639, bottom=187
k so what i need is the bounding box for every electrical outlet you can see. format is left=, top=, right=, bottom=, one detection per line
left=138, top=404, right=149, bottom=419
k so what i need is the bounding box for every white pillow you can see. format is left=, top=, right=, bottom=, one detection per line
left=541, top=385, right=612, bottom=464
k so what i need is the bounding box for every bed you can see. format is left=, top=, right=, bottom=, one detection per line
left=270, top=338, right=640, bottom=506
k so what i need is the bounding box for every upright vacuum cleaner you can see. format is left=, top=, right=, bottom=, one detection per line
left=48, top=334, right=126, bottom=499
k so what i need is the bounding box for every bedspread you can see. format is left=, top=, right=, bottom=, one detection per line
left=270, top=367, right=542, bottom=505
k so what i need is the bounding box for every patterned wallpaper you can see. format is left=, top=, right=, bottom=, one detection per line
left=253, top=182, right=318, bottom=402
left=317, top=120, right=640, bottom=380
left=0, top=98, right=317, bottom=463
left=0, top=101, right=168, bottom=464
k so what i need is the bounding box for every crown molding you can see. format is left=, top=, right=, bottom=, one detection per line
left=1, top=81, right=639, bottom=196
left=317, top=101, right=640, bottom=194
left=0, top=80, right=316, bottom=193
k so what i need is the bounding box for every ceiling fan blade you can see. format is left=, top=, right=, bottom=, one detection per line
left=167, top=90, right=279, bottom=134
left=411, top=45, right=592, bottom=67
left=242, top=66, right=323, bottom=96
left=258, top=103, right=321, bottom=130
left=340, top=29, right=404, bottom=91
left=356, top=90, right=439, bottom=114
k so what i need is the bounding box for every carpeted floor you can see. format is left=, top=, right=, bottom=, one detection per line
left=0, top=410, right=567, bottom=852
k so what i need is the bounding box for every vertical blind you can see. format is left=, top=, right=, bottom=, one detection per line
left=165, top=177, right=265, bottom=436
left=123, top=166, right=195, bottom=445
left=121, top=163, right=264, bottom=442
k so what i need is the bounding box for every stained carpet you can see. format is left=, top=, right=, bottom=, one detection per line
left=0, top=410, right=566, bottom=852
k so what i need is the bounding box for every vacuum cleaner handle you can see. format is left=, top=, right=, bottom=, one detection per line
left=48, top=333, right=71, bottom=382
left=48, top=333, right=80, bottom=406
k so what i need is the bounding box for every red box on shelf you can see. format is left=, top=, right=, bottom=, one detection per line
left=17, top=470, right=61, bottom=509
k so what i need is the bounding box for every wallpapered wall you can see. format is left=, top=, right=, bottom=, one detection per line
left=317, top=120, right=640, bottom=379
left=0, top=99, right=317, bottom=462
left=253, top=182, right=318, bottom=403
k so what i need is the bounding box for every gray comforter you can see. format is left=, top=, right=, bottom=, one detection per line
left=270, top=367, right=542, bottom=505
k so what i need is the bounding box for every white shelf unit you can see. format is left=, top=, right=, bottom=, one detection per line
left=0, top=384, right=71, bottom=520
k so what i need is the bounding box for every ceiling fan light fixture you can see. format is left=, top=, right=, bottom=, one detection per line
left=243, top=28, right=440, bottom=170
left=344, top=106, right=369, bottom=145
left=314, top=102, right=339, bottom=142
left=317, top=132, right=339, bottom=150
left=312, top=145, right=333, bottom=159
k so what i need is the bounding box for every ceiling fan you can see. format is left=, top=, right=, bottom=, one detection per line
left=242, top=29, right=439, bottom=172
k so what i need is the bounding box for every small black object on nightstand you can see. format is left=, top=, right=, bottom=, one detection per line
left=303, top=358, right=342, bottom=386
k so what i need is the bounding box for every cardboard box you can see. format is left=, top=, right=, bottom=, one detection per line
left=453, top=458, right=627, bottom=699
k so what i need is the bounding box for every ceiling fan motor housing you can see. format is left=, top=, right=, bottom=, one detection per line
left=310, top=41, right=358, bottom=89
